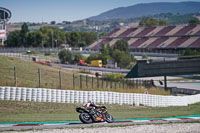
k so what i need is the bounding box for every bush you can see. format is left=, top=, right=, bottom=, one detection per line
left=112, top=49, right=135, bottom=68
left=44, top=53, right=51, bottom=56
left=58, top=50, right=83, bottom=64
left=73, top=52, right=83, bottom=64
left=142, top=54, right=148, bottom=59
left=58, top=49, right=73, bottom=64
left=181, top=49, right=200, bottom=56
left=102, top=73, right=124, bottom=81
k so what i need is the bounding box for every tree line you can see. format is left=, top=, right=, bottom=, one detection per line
left=6, top=23, right=97, bottom=48
left=59, top=39, right=136, bottom=69
left=139, top=17, right=200, bottom=27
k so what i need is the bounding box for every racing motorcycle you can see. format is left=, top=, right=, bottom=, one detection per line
left=76, top=105, right=114, bottom=124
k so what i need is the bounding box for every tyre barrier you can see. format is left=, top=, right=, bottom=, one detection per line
left=0, top=86, right=200, bottom=107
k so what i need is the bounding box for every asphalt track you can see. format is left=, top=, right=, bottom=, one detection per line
left=0, top=115, right=200, bottom=131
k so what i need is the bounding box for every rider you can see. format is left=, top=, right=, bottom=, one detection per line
left=83, top=100, right=105, bottom=121
left=83, top=100, right=100, bottom=109
left=83, top=100, right=104, bottom=121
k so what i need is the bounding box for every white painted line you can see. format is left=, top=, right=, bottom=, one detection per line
left=164, top=118, right=180, bottom=121
left=188, top=117, right=200, bottom=120
left=133, top=120, right=149, bottom=123
left=43, top=124, right=66, bottom=126
left=0, top=125, right=14, bottom=128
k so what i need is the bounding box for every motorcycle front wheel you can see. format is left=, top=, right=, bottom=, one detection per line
left=79, top=113, right=93, bottom=124
left=105, top=113, right=114, bottom=123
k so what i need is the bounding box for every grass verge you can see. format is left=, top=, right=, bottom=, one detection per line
left=0, top=55, right=170, bottom=95
left=0, top=100, right=200, bottom=123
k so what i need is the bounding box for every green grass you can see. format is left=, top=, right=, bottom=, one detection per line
left=0, top=100, right=200, bottom=123
left=168, top=78, right=198, bottom=81
left=0, top=55, right=170, bottom=95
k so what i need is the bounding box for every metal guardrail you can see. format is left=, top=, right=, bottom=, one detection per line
left=0, top=48, right=178, bottom=57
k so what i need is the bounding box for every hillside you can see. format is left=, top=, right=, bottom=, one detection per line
left=0, top=56, right=169, bottom=95
left=89, top=1, right=200, bottom=21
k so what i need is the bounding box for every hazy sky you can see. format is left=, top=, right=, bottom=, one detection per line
left=1, top=0, right=200, bottom=23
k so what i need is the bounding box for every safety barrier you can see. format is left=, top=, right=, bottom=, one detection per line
left=0, top=87, right=200, bottom=107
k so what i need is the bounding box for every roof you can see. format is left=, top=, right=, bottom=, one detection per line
left=88, top=25, right=200, bottom=50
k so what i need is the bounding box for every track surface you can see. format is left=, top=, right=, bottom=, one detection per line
left=0, top=115, right=200, bottom=131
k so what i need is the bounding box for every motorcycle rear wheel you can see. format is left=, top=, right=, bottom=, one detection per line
left=79, top=113, right=93, bottom=124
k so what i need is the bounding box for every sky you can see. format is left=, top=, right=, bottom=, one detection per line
left=1, top=0, right=200, bottom=23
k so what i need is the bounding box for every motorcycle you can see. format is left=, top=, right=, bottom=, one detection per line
left=76, top=105, right=114, bottom=124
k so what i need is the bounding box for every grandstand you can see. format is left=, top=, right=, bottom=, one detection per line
left=88, top=25, right=200, bottom=52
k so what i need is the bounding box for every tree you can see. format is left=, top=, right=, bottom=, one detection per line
left=73, top=52, right=83, bottom=64
left=80, top=32, right=96, bottom=46
left=111, top=49, right=133, bottom=68
left=182, top=49, right=200, bottom=56
left=189, top=17, right=200, bottom=24
left=100, top=44, right=112, bottom=56
left=99, top=32, right=107, bottom=37
left=53, top=28, right=66, bottom=47
left=50, top=21, right=56, bottom=25
left=86, top=53, right=99, bottom=63
left=58, top=49, right=73, bottom=64
left=65, top=32, right=71, bottom=44
left=39, top=26, right=52, bottom=47
left=113, top=40, right=129, bottom=53
left=26, top=32, right=35, bottom=47
left=159, top=20, right=168, bottom=26
left=69, top=31, right=81, bottom=47
left=6, top=30, right=21, bottom=47
left=20, top=23, right=29, bottom=46
left=139, top=17, right=158, bottom=27
left=39, top=26, right=66, bottom=47
left=142, top=54, right=148, bottom=59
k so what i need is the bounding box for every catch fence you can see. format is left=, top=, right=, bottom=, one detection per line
left=0, top=66, right=153, bottom=91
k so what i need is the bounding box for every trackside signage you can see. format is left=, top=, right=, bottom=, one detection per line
left=0, top=30, right=6, bottom=38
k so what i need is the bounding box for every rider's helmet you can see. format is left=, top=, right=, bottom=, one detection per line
left=88, top=100, right=95, bottom=105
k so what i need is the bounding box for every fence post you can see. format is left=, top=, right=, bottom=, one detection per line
left=73, top=73, right=75, bottom=89
left=126, top=80, right=129, bottom=89
left=92, top=76, right=94, bottom=88
left=114, top=80, right=117, bottom=89
left=136, top=79, right=138, bottom=88
left=97, top=77, right=99, bottom=88
left=127, top=80, right=130, bottom=89
left=101, top=78, right=103, bottom=88
left=38, top=68, right=41, bottom=88
left=139, top=80, right=142, bottom=88
left=14, top=66, right=17, bottom=86
left=86, top=75, right=88, bottom=88
left=110, top=80, right=112, bottom=88
left=122, top=79, right=124, bottom=89
left=59, top=71, right=62, bottom=89
left=80, top=75, right=82, bottom=89
left=106, top=80, right=108, bottom=88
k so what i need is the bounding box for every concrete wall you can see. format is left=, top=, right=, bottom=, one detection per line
left=0, top=86, right=200, bottom=107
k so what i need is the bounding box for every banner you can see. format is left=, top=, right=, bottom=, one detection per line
left=0, top=30, right=6, bottom=38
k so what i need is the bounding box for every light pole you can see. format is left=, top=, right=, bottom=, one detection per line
left=51, top=31, right=54, bottom=48
left=55, top=40, right=57, bottom=48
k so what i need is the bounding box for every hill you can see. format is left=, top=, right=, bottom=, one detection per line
left=0, top=55, right=169, bottom=94
left=89, top=1, right=200, bottom=21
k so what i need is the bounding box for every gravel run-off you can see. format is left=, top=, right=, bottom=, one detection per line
left=5, top=123, right=200, bottom=133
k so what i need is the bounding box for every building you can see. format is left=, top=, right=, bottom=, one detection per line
left=0, top=7, right=11, bottom=46
left=88, top=24, right=200, bottom=53
left=0, top=22, right=6, bottom=45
